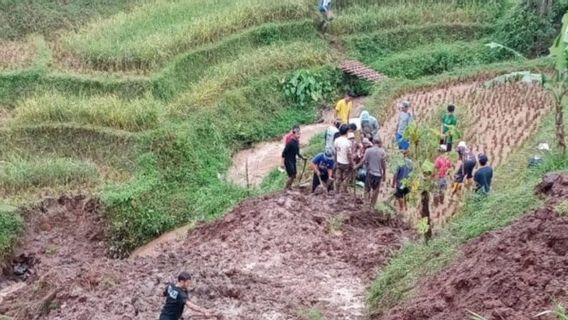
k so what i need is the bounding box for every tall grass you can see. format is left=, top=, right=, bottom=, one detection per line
left=0, top=157, right=100, bottom=194
left=170, top=41, right=333, bottom=111
left=0, top=0, right=145, bottom=40
left=343, top=23, right=491, bottom=63
left=64, top=0, right=313, bottom=69
left=0, top=204, right=23, bottom=262
left=13, top=92, right=162, bottom=131
left=371, top=41, right=516, bottom=79
left=331, top=2, right=499, bottom=35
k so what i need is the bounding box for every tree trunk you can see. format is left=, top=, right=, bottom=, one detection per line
left=420, top=191, right=432, bottom=242
left=556, top=102, right=567, bottom=155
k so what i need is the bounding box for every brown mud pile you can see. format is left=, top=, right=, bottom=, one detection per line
left=381, top=172, right=568, bottom=320
left=1, top=191, right=408, bottom=320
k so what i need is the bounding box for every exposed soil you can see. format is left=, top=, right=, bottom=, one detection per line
left=227, top=98, right=366, bottom=187
left=381, top=171, right=568, bottom=320
left=0, top=40, right=36, bottom=71
left=0, top=190, right=409, bottom=319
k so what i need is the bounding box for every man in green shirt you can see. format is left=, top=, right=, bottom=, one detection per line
left=440, top=104, right=457, bottom=152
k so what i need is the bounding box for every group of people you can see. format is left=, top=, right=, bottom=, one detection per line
left=281, top=92, right=494, bottom=212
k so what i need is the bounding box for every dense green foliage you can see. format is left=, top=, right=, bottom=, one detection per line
left=493, top=0, right=568, bottom=57
left=0, top=205, right=23, bottom=262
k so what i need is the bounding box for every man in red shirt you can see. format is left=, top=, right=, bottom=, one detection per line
left=434, top=145, right=452, bottom=206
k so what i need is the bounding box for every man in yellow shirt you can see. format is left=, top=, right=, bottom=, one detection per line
left=335, top=92, right=354, bottom=124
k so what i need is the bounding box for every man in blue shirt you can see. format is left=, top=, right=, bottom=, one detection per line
left=474, top=154, right=493, bottom=193
left=395, top=101, right=413, bottom=151
left=310, top=150, right=335, bottom=192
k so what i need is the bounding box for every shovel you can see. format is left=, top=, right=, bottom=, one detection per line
left=316, top=172, right=329, bottom=193
left=296, top=158, right=308, bottom=187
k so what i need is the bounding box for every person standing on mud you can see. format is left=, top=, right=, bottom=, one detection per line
left=440, top=104, right=457, bottom=152
left=310, top=150, right=335, bottom=192
left=334, top=125, right=353, bottom=193
left=452, top=141, right=477, bottom=194
left=355, top=138, right=386, bottom=208
left=434, top=145, right=452, bottom=206
left=159, top=272, right=213, bottom=320
left=395, top=101, right=413, bottom=151
left=282, top=127, right=307, bottom=190
left=335, top=92, right=354, bottom=124
left=474, top=154, right=493, bottom=193
left=325, top=118, right=341, bottom=156
left=393, top=150, right=413, bottom=212
left=360, top=110, right=380, bottom=140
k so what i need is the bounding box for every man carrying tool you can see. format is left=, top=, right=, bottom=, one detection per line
left=335, top=91, right=354, bottom=124
left=159, top=272, right=214, bottom=320
left=395, top=100, right=413, bottom=151
left=283, top=124, right=300, bottom=146
left=310, top=150, right=335, bottom=193
left=282, top=127, right=307, bottom=190
left=334, top=124, right=352, bottom=193
left=355, top=138, right=387, bottom=208
left=360, top=110, right=380, bottom=140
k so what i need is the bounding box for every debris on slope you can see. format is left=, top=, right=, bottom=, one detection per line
left=1, top=191, right=409, bottom=320
left=382, top=172, right=568, bottom=320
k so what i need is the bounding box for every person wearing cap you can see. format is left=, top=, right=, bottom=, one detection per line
left=282, top=128, right=307, bottom=190
left=395, top=100, right=413, bottom=151
left=355, top=138, right=387, bottom=208
left=434, top=144, right=452, bottom=206
left=334, top=124, right=353, bottom=193
left=325, top=118, right=341, bottom=156
left=335, top=92, right=354, bottom=124
left=392, top=149, right=413, bottom=212
left=310, top=150, right=335, bottom=192
left=453, top=141, right=477, bottom=194
left=474, top=154, right=493, bottom=193
left=159, top=272, right=213, bottom=320
left=359, top=110, right=380, bottom=140
left=440, top=104, right=457, bottom=152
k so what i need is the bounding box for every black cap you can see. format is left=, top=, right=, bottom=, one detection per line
left=178, top=272, right=192, bottom=281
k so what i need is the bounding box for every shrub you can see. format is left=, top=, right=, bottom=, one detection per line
left=493, top=0, right=568, bottom=57
left=0, top=204, right=23, bottom=261
left=283, top=69, right=337, bottom=107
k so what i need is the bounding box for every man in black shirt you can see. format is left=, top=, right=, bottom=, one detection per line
left=474, top=154, right=493, bottom=193
left=281, top=127, right=306, bottom=190
left=159, top=272, right=213, bottom=320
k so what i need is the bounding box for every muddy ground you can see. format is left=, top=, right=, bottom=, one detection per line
left=0, top=190, right=409, bottom=320
left=381, top=171, right=568, bottom=320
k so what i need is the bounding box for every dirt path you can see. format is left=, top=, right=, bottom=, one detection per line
left=227, top=98, right=366, bottom=187
left=0, top=191, right=408, bottom=320
left=381, top=172, right=568, bottom=320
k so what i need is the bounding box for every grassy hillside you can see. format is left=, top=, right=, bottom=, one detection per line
left=0, top=0, right=557, bottom=262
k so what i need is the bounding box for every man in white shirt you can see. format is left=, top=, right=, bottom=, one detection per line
left=334, top=124, right=353, bottom=193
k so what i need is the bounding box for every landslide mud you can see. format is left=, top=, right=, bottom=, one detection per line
left=1, top=191, right=408, bottom=319
left=381, top=172, right=568, bottom=320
